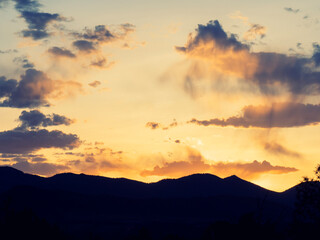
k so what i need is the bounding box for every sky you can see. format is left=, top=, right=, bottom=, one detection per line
left=1, top=0, right=320, bottom=191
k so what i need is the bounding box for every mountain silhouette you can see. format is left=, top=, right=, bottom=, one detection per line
left=0, top=167, right=284, bottom=199
left=0, top=167, right=298, bottom=240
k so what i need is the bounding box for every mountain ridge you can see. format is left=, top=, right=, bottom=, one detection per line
left=0, top=166, right=295, bottom=193
left=0, top=166, right=298, bottom=239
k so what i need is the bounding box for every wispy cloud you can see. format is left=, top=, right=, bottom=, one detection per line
left=229, top=12, right=267, bottom=40
left=284, top=7, right=300, bottom=14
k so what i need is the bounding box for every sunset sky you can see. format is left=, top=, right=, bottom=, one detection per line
left=1, top=0, right=320, bottom=191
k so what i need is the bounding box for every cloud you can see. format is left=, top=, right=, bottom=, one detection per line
left=48, top=47, right=76, bottom=58
left=284, top=7, right=300, bottom=14
left=176, top=20, right=248, bottom=53
left=141, top=147, right=297, bottom=179
left=72, top=24, right=135, bottom=44
left=13, top=56, right=34, bottom=69
left=0, top=77, right=18, bottom=98
left=16, top=110, right=75, bottom=130
left=229, top=12, right=267, bottom=40
left=21, top=29, right=50, bottom=39
left=263, top=142, right=302, bottom=158
left=297, top=42, right=303, bottom=50
left=71, top=24, right=136, bottom=55
left=0, top=129, right=80, bottom=154
left=243, top=24, right=266, bottom=40
left=176, top=20, right=320, bottom=96
left=65, top=147, right=128, bottom=175
left=73, top=40, right=96, bottom=53
left=188, top=102, right=320, bottom=128
left=88, top=81, right=101, bottom=88
left=0, top=49, right=18, bottom=54
left=12, top=161, right=70, bottom=175
left=12, top=0, right=66, bottom=40
left=31, top=156, right=47, bottom=162
left=146, top=119, right=178, bottom=130
left=74, top=25, right=115, bottom=43
left=1, top=153, right=44, bottom=159
left=90, top=58, right=110, bottom=68
left=312, top=43, right=320, bottom=67
left=0, top=0, right=9, bottom=8
left=13, top=0, right=41, bottom=12
left=0, top=69, right=82, bottom=108
left=146, top=122, right=161, bottom=130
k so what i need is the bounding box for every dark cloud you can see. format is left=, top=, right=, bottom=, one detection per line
left=73, top=24, right=135, bottom=44
left=75, top=25, right=115, bottom=43
left=176, top=20, right=249, bottom=53
left=70, top=23, right=136, bottom=56
left=12, top=161, right=70, bottom=176
left=0, top=69, right=54, bottom=108
left=1, top=153, right=43, bottom=159
left=20, top=11, right=60, bottom=30
left=21, top=29, right=49, bottom=40
left=48, top=47, right=76, bottom=58
left=146, top=119, right=178, bottom=130
left=0, top=69, right=80, bottom=108
left=188, top=102, right=320, bottom=128
left=251, top=52, right=320, bottom=95
left=0, top=129, right=80, bottom=154
left=284, top=7, right=300, bottom=14
left=146, top=122, right=160, bottom=130
left=0, top=77, right=18, bottom=98
left=141, top=147, right=297, bottom=179
left=17, top=110, right=75, bottom=130
left=263, top=142, right=302, bottom=158
left=312, top=43, right=320, bottom=67
left=12, top=0, right=65, bottom=40
left=13, top=0, right=41, bottom=12
left=176, top=20, right=320, bottom=96
left=88, top=81, right=101, bottom=88
left=64, top=152, right=85, bottom=157
left=73, top=40, right=96, bottom=53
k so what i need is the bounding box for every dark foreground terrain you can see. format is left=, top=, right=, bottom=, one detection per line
left=0, top=166, right=318, bottom=240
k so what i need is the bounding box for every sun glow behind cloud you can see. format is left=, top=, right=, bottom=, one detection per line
left=1, top=0, right=320, bottom=191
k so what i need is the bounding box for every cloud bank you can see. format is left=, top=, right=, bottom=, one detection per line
left=0, top=129, right=80, bottom=154
left=141, top=147, right=297, bottom=179
left=188, top=102, right=320, bottom=128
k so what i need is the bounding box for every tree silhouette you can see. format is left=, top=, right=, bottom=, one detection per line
left=291, top=165, right=320, bottom=240
left=294, top=164, right=320, bottom=223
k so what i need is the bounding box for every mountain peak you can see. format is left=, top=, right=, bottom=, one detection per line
left=0, top=166, right=24, bottom=175
left=180, top=173, right=222, bottom=180
left=224, top=175, right=241, bottom=180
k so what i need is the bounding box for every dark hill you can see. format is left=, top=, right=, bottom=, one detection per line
left=0, top=166, right=298, bottom=240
